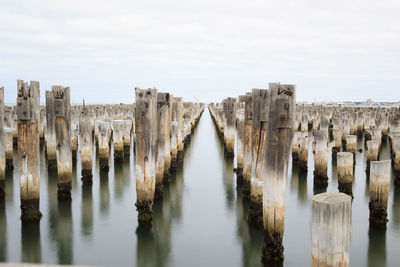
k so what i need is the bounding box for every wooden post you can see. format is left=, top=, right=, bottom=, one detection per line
left=45, top=91, right=57, bottom=171
left=312, top=192, right=352, bottom=267
left=123, top=120, right=132, bottom=158
left=17, top=80, right=42, bottom=221
left=0, top=87, right=4, bottom=197
left=392, top=136, right=400, bottom=186
left=79, top=104, right=93, bottom=183
left=223, top=97, right=237, bottom=158
left=301, top=114, right=308, bottom=132
left=135, top=88, right=157, bottom=225
left=239, top=94, right=252, bottom=196
left=155, top=92, right=169, bottom=200
left=313, top=129, right=329, bottom=186
left=366, top=141, right=379, bottom=175
left=291, top=132, right=302, bottom=165
left=112, top=120, right=124, bottom=163
left=53, top=86, right=72, bottom=199
left=332, top=129, right=342, bottom=155
left=71, top=122, right=79, bottom=162
left=164, top=95, right=173, bottom=180
left=337, top=152, right=354, bottom=196
left=262, top=83, right=295, bottom=263
left=345, top=135, right=357, bottom=154
left=298, top=132, right=309, bottom=174
left=98, top=122, right=111, bottom=172
left=235, top=106, right=245, bottom=185
left=369, top=160, right=391, bottom=228
left=4, top=128, right=13, bottom=171
left=174, top=97, right=184, bottom=165
left=249, top=89, right=269, bottom=226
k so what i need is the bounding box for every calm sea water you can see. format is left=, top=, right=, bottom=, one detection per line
left=0, top=111, right=399, bottom=266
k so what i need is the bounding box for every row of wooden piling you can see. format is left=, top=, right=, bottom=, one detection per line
left=0, top=81, right=205, bottom=227
left=210, top=87, right=399, bottom=266
left=209, top=83, right=296, bottom=263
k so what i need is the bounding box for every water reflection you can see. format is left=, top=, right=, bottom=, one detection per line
left=393, top=186, right=400, bottom=230
left=136, top=227, right=156, bottom=267
left=152, top=201, right=171, bottom=267
left=367, top=227, right=386, bottom=267
left=236, top=186, right=263, bottom=267
left=57, top=201, right=73, bottom=265
left=114, top=161, right=125, bottom=200
left=99, top=172, right=110, bottom=216
left=291, top=166, right=308, bottom=204
left=21, top=224, right=41, bottom=263
left=0, top=199, right=6, bottom=262
left=223, top=157, right=235, bottom=210
left=5, top=170, right=13, bottom=203
left=81, top=184, right=93, bottom=238
left=169, top=167, right=184, bottom=222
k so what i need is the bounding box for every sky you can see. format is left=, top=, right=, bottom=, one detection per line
left=0, top=0, right=400, bottom=104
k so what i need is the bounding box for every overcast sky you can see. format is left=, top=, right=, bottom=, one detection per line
left=1, top=0, right=399, bottom=104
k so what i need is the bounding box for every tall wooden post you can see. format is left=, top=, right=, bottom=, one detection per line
left=239, top=94, right=252, bottom=196
left=337, top=152, right=354, bottom=196
left=155, top=92, right=169, bottom=200
left=312, top=192, right=352, bottom=267
left=53, top=86, right=72, bottom=199
left=135, top=88, right=157, bottom=225
left=17, top=80, right=42, bottom=221
left=0, top=87, right=5, bottom=197
left=223, top=97, right=237, bottom=158
left=174, top=97, right=184, bottom=165
left=369, top=160, right=391, bottom=228
left=98, top=122, right=111, bottom=172
left=332, top=129, right=342, bottom=155
left=298, top=132, right=309, bottom=174
left=79, top=104, right=93, bottom=183
left=123, top=120, right=132, bottom=158
left=45, top=91, right=57, bottom=171
left=262, top=83, right=295, bottom=263
left=164, top=94, right=173, bottom=180
left=249, top=88, right=269, bottom=226
left=313, top=130, right=329, bottom=186
left=392, top=136, right=400, bottom=186
left=235, top=106, right=245, bottom=185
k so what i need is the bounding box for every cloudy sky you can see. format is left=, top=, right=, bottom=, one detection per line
left=1, top=0, right=399, bottom=104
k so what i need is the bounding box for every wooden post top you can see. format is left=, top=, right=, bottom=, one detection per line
left=312, top=192, right=351, bottom=204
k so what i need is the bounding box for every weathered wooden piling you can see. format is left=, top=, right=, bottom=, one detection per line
left=4, top=128, right=13, bottom=171
left=164, top=95, right=173, bottom=180
left=369, top=160, right=391, bottom=228
left=112, top=120, right=125, bottom=163
left=291, top=132, right=302, bottom=165
left=312, top=192, right=352, bottom=267
left=0, top=87, right=4, bottom=197
left=155, top=92, right=169, bottom=200
left=53, top=86, right=72, bottom=199
left=249, top=88, right=269, bottom=226
left=366, top=141, right=379, bottom=175
left=98, top=122, right=111, bottom=172
left=313, top=130, right=329, bottom=186
left=71, top=124, right=79, bottom=162
left=298, top=132, right=309, bottom=173
left=337, top=152, right=354, bottom=196
left=345, top=135, right=357, bottom=154
left=135, top=88, right=157, bottom=225
left=17, top=80, right=42, bottom=221
left=392, top=135, right=400, bottom=185
left=173, top=97, right=184, bottom=165
left=239, top=94, right=252, bottom=196
left=332, top=128, right=342, bottom=154
left=79, top=104, right=93, bottom=183
left=235, top=106, right=245, bottom=185
left=45, top=91, right=57, bottom=171
left=223, top=97, right=237, bottom=158
left=123, top=120, right=132, bottom=158
left=301, top=114, right=308, bottom=132
left=262, top=83, right=295, bottom=263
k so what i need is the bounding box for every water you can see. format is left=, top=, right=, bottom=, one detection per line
left=1, top=111, right=400, bottom=266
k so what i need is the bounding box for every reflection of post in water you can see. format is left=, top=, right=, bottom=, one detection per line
left=393, top=185, right=400, bottom=229
left=81, top=183, right=93, bottom=237
left=235, top=186, right=263, bottom=267
left=114, top=160, right=124, bottom=200
left=152, top=200, right=172, bottom=266
left=99, top=172, right=110, bottom=216
left=223, top=157, right=235, bottom=210
left=367, top=227, right=387, bottom=267
left=169, top=166, right=184, bottom=222
left=290, top=166, right=308, bottom=204
left=57, top=201, right=73, bottom=265
left=5, top=170, right=13, bottom=202
left=21, top=223, right=42, bottom=263
left=136, top=226, right=156, bottom=267
left=0, top=199, right=6, bottom=262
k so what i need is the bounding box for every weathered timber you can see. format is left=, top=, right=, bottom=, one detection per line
left=337, top=152, right=354, bottom=196
left=262, top=83, right=295, bottom=264
left=79, top=104, right=93, bottom=184
left=45, top=91, right=57, bottom=171
left=311, top=192, right=352, bottom=267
